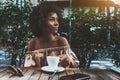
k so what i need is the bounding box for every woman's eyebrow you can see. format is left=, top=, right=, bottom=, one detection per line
left=48, top=16, right=58, bottom=19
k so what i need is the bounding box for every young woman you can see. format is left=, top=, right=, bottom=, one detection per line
left=24, top=2, right=79, bottom=68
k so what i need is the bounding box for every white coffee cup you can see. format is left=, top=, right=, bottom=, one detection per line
left=47, top=56, right=59, bottom=70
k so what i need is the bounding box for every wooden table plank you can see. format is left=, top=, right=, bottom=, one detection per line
left=28, top=69, right=41, bottom=80
left=97, top=70, right=120, bottom=80
left=39, top=72, right=49, bottom=80
left=58, top=71, right=67, bottom=79
left=94, top=70, right=114, bottom=80
left=0, top=69, right=7, bottom=78
left=82, top=69, right=103, bottom=80
left=0, top=68, right=11, bottom=79
left=0, top=69, right=13, bottom=80
left=8, top=68, right=28, bottom=80
left=0, top=67, right=7, bottom=72
left=9, top=68, right=39, bottom=80
left=82, top=69, right=120, bottom=80
left=0, top=67, right=119, bottom=80
left=107, top=70, right=120, bottom=80
left=87, top=70, right=114, bottom=80
left=18, top=68, right=35, bottom=80
left=52, top=73, right=59, bottom=80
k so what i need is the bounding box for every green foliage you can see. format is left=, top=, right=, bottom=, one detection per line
left=0, top=0, right=33, bottom=66
left=61, top=7, right=120, bottom=68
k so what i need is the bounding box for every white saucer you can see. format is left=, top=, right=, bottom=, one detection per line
left=41, top=66, right=64, bottom=72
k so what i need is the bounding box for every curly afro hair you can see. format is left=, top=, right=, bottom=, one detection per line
left=29, top=2, right=62, bottom=37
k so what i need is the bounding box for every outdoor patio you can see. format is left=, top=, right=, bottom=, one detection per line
left=0, top=0, right=120, bottom=78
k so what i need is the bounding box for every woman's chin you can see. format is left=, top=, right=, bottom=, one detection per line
left=53, top=32, right=58, bottom=35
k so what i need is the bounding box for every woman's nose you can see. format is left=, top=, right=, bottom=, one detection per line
left=54, top=20, right=59, bottom=26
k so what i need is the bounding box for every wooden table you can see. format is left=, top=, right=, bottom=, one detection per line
left=0, top=67, right=119, bottom=80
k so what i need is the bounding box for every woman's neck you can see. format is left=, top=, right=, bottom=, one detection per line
left=40, top=33, right=57, bottom=42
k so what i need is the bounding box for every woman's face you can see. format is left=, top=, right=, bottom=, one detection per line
left=45, top=12, right=59, bottom=34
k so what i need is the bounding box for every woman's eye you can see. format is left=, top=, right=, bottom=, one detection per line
left=49, top=18, right=54, bottom=21
left=48, top=17, right=59, bottom=22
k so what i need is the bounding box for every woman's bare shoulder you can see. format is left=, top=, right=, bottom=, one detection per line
left=27, top=38, right=39, bottom=51
left=28, top=38, right=37, bottom=44
left=57, top=36, right=69, bottom=46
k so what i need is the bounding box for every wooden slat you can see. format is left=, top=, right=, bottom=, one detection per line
left=0, top=67, right=120, bottom=80
left=39, top=72, right=49, bottom=80
left=9, top=68, right=29, bottom=80
left=82, top=69, right=120, bottom=80
left=58, top=71, right=67, bottom=79
left=107, top=71, right=120, bottom=80
left=28, top=70, right=41, bottom=80
left=97, top=70, right=120, bottom=80
left=0, top=69, right=13, bottom=80
left=82, top=69, right=103, bottom=80
left=18, top=68, right=35, bottom=80
left=0, top=69, right=10, bottom=78
left=9, top=68, right=33, bottom=80
left=51, top=73, right=59, bottom=80
left=0, top=67, right=7, bottom=72
left=95, top=70, right=115, bottom=80
left=91, top=70, right=118, bottom=80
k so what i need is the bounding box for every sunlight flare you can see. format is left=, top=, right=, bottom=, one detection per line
left=111, top=0, right=120, bottom=5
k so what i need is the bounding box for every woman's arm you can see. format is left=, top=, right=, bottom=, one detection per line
left=24, top=39, right=36, bottom=67
left=58, top=36, right=79, bottom=68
